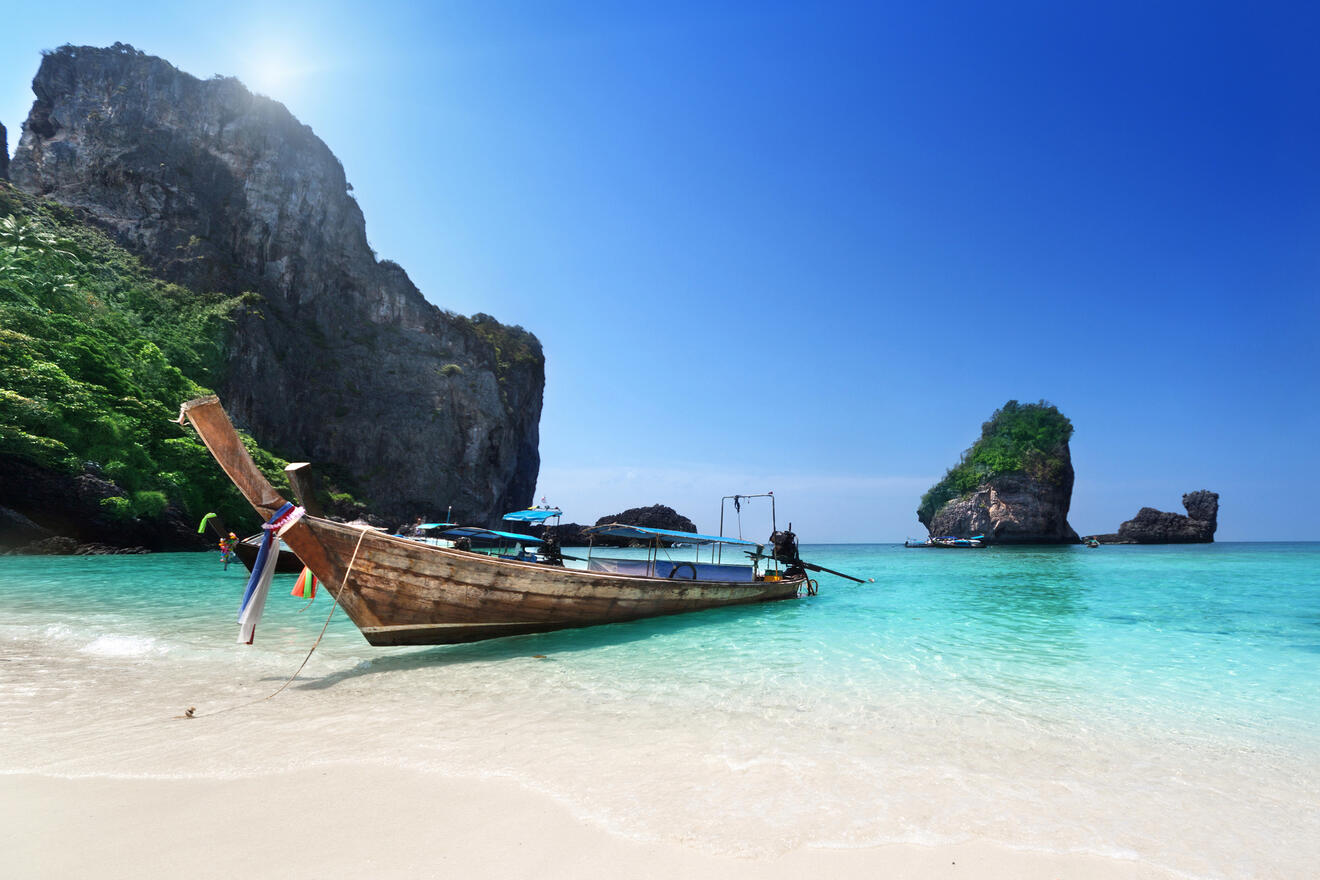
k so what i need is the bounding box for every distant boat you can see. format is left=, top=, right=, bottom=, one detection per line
left=234, top=533, right=304, bottom=573
left=905, top=535, right=987, bottom=549
left=177, top=395, right=850, bottom=646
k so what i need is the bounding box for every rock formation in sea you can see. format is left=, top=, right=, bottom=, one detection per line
left=10, top=43, right=543, bottom=524
left=1094, top=491, right=1219, bottom=544
left=539, top=505, right=700, bottom=546
left=596, top=504, right=698, bottom=533
left=0, top=120, right=9, bottom=179
left=918, top=400, right=1080, bottom=544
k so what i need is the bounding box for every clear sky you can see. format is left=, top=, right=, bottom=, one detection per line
left=3, top=1, right=1317, bottom=541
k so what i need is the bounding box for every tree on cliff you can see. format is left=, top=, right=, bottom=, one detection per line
left=918, top=400, right=1074, bottom=525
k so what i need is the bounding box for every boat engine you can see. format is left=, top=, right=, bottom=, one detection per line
left=540, top=534, right=565, bottom=566
left=770, top=527, right=806, bottom=578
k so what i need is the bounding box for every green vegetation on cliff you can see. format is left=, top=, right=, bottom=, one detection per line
left=0, top=182, right=287, bottom=537
left=917, top=400, right=1074, bottom=524
left=465, top=312, right=543, bottom=406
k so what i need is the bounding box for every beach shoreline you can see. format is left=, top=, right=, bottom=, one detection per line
left=3, top=766, right=1180, bottom=879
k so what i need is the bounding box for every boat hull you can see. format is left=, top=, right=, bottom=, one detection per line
left=234, top=536, right=305, bottom=574
left=179, top=395, right=804, bottom=645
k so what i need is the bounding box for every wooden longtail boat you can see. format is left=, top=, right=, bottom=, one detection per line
left=179, top=395, right=805, bottom=646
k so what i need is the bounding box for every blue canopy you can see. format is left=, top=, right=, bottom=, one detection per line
left=502, top=508, right=563, bottom=523
left=417, top=522, right=458, bottom=530
left=438, top=527, right=542, bottom=544
left=585, top=523, right=759, bottom=546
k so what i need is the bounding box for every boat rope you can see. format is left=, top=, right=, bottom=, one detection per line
left=179, top=525, right=371, bottom=720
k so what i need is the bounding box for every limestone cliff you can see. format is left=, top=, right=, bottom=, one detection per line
left=11, top=44, right=543, bottom=523
left=1, top=120, right=8, bottom=179
left=918, top=400, right=1079, bottom=544
left=1095, top=491, right=1219, bottom=544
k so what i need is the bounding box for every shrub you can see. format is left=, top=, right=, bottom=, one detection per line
left=131, top=490, right=169, bottom=518
left=99, top=496, right=132, bottom=520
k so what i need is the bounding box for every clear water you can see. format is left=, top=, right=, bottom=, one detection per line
left=2, top=543, right=1318, bottom=878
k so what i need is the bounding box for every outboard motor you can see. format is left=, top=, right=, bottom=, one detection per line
left=770, top=528, right=799, bottom=564
left=770, top=526, right=806, bottom=578
left=540, top=534, right=565, bottom=566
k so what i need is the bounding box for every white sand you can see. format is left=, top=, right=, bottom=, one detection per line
left=2, top=766, right=1180, bottom=879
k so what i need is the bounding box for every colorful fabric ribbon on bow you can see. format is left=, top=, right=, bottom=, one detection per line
left=237, top=502, right=304, bottom=644
left=291, top=566, right=318, bottom=600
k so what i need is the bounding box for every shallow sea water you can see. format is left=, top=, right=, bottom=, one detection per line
left=2, top=543, right=1318, bottom=878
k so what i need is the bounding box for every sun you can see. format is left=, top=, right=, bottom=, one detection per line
left=245, top=54, right=295, bottom=97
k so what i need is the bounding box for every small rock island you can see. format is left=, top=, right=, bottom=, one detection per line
left=1094, top=491, right=1219, bottom=544
left=544, top=504, right=698, bottom=546
left=918, top=400, right=1080, bottom=544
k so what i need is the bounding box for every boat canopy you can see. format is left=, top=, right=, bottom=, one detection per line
left=417, top=522, right=458, bottom=530
left=585, top=523, right=760, bottom=546
left=502, top=508, right=563, bottom=523
left=437, top=527, right=543, bottom=544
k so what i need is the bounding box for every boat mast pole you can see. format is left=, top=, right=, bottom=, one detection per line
left=717, top=501, right=725, bottom=565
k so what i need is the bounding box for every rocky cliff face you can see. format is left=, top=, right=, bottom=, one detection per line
left=11, top=44, right=543, bottom=523
left=1097, top=491, right=1219, bottom=544
left=922, top=471, right=1080, bottom=544
left=1, top=120, right=9, bottom=179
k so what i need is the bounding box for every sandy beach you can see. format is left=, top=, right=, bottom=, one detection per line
left=3, top=766, right=1180, bottom=879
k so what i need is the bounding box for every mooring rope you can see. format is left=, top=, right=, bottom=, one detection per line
left=180, top=525, right=370, bottom=720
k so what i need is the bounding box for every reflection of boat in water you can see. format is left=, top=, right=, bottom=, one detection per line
left=234, top=533, right=304, bottom=573
left=178, top=395, right=830, bottom=646
left=905, top=535, right=987, bottom=549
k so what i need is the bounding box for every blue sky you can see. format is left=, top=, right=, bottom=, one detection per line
left=3, top=1, right=1317, bottom=540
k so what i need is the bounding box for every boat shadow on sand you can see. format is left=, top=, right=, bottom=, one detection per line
left=285, top=601, right=797, bottom=690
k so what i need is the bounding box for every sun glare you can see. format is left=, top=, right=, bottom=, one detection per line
left=247, top=57, right=290, bottom=95
left=240, top=45, right=314, bottom=99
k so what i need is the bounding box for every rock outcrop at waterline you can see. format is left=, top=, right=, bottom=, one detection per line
left=596, top=504, right=698, bottom=534
left=1094, top=491, right=1219, bottom=544
left=539, top=505, right=700, bottom=546
left=0, top=459, right=195, bottom=552
left=923, top=472, right=1079, bottom=544
left=11, top=43, right=543, bottom=524
left=918, top=400, right=1080, bottom=544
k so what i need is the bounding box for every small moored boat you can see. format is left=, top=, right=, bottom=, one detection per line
left=234, top=533, right=304, bottom=573
left=905, top=535, right=987, bottom=549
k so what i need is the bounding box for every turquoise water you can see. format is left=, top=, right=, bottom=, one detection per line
left=3, top=543, right=1318, bottom=878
